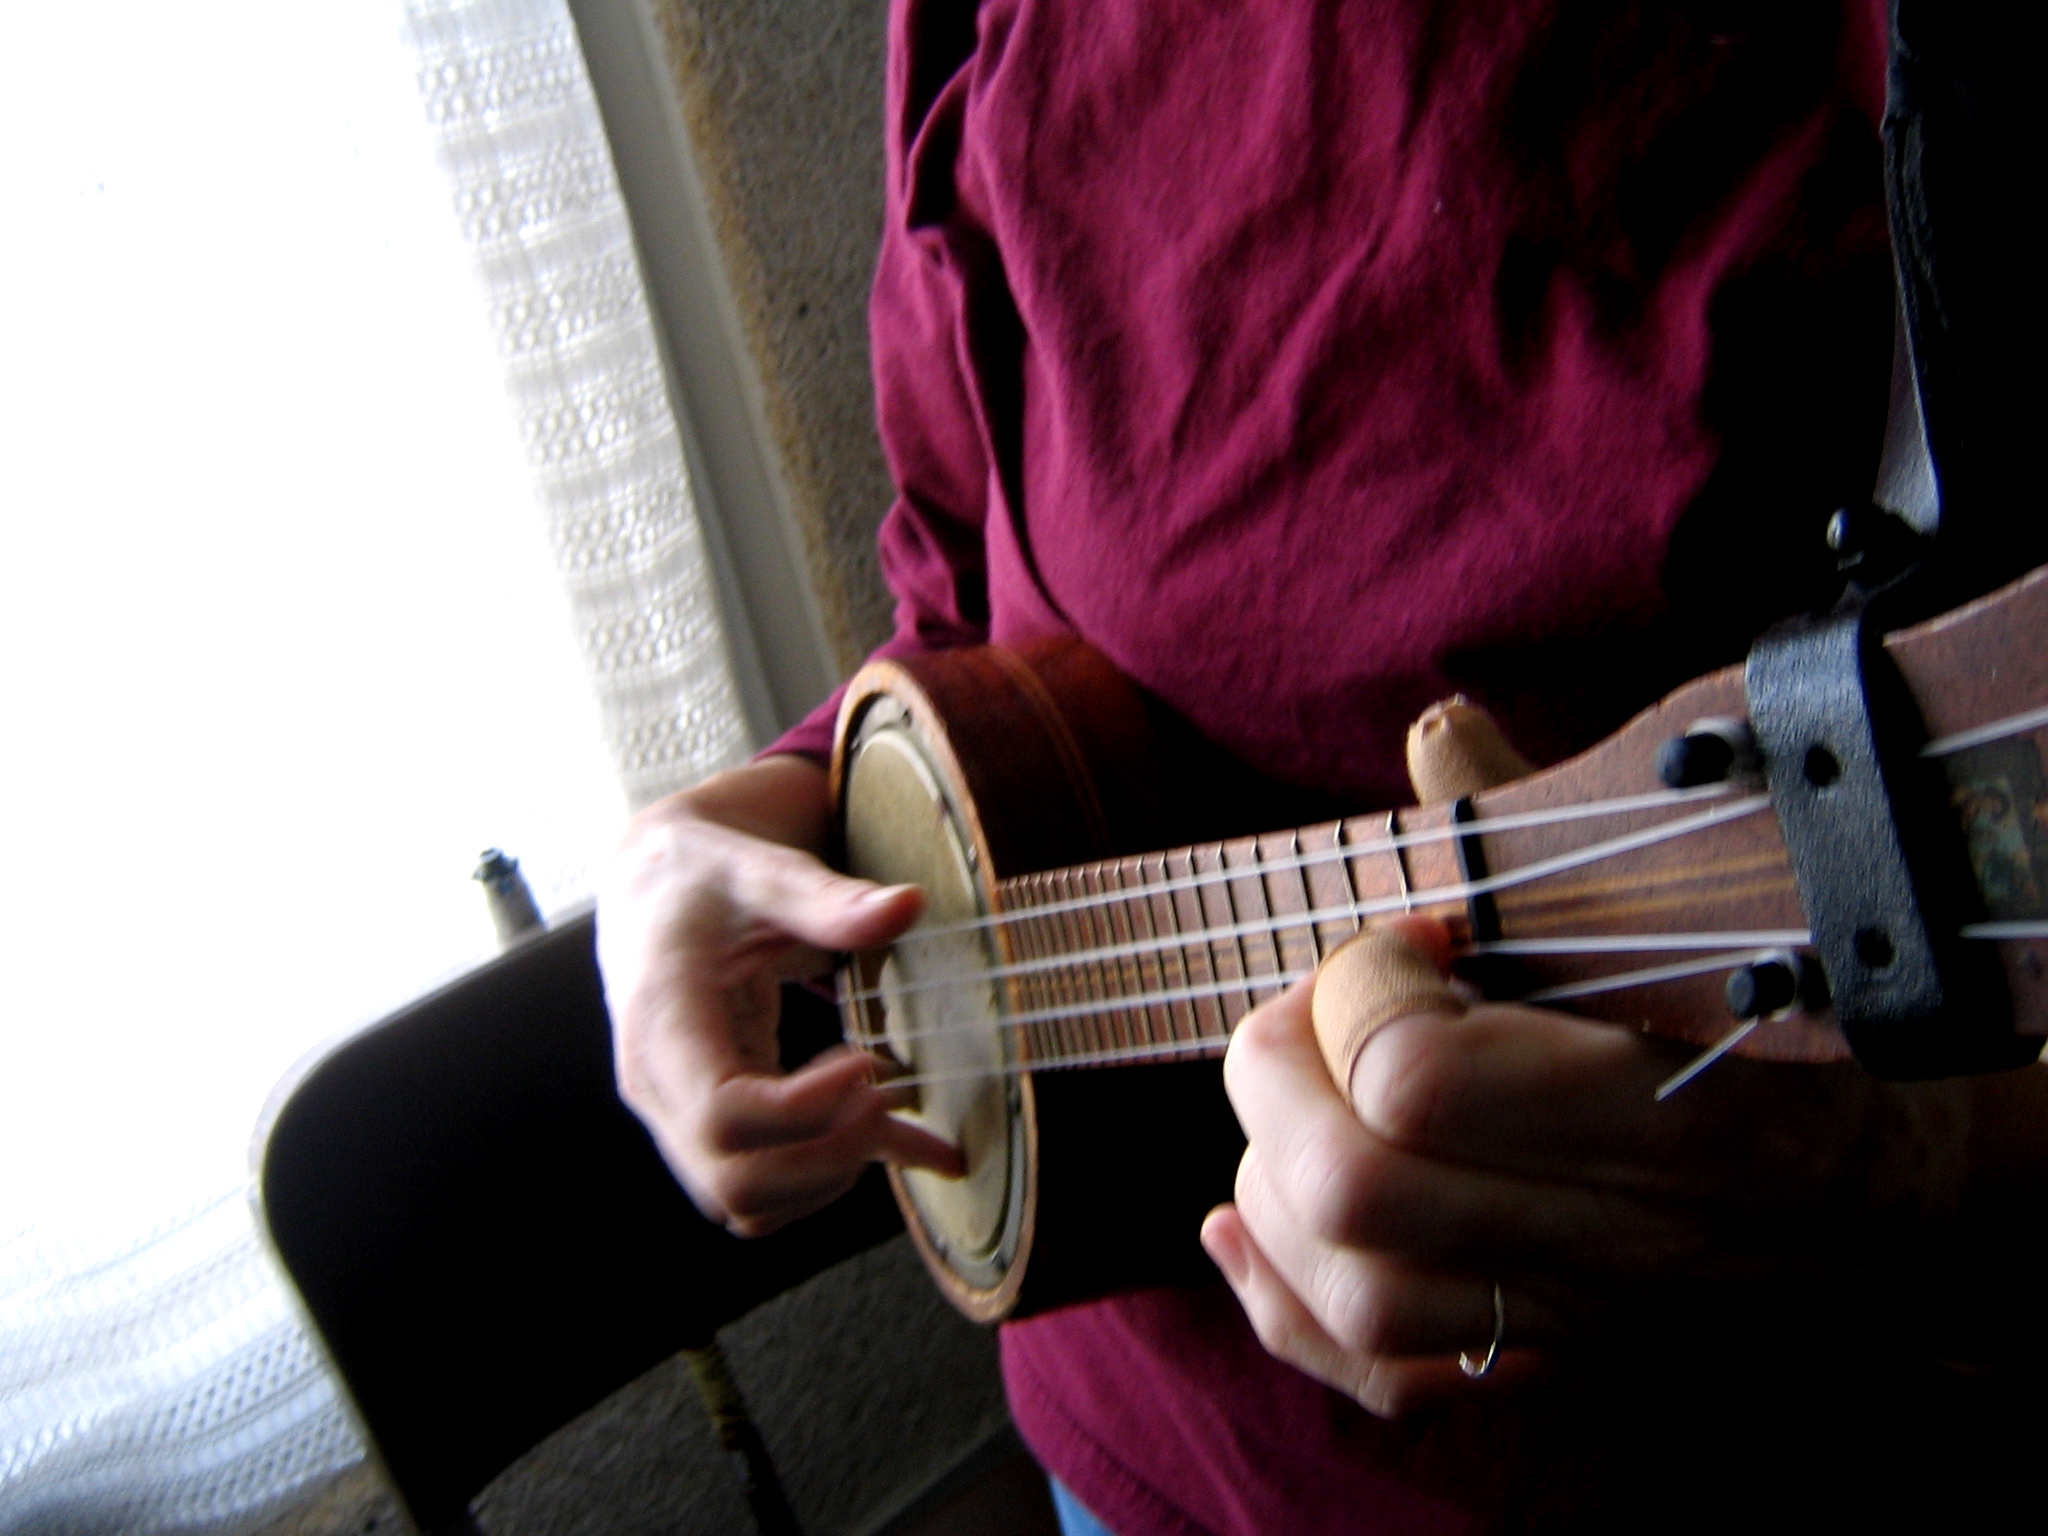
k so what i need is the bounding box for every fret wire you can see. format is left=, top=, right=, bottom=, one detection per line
left=870, top=925, right=1808, bottom=1051
left=1291, top=829, right=1324, bottom=967
left=1170, top=845, right=1220, bottom=1040
left=1061, top=868, right=1097, bottom=1063
left=1016, top=873, right=1061, bottom=1065
left=1318, top=823, right=1368, bottom=958
left=1102, top=858, right=1149, bottom=1051
left=1146, top=850, right=1191, bottom=1044
left=1106, top=864, right=1141, bottom=1049
left=1258, top=828, right=1303, bottom=978
left=1247, top=833, right=1281, bottom=986
left=1117, top=856, right=1149, bottom=1049
left=1246, top=834, right=1287, bottom=1006
left=1293, top=828, right=1322, bottom=971
left=1086, top=864, right=1129, bottom=1056
left=1218, top=841, right=1258, bottom=1019
left=846, top=795, right=1773, bottom=1010
left=896, top=783, right=1739, bottom=947
left=1232, top=836, right=1270, bottom=1002
left=1251, top=831, right=1289, bottom=984
left=988, top=876, right=1025, bottom=1059
left=1331, top=816, right=1366, bottom=951
left=1388, top=809, right=1414, bottom=913
left=1009, top=876, right=1054, bottom=1064
left=1073, top=863, right=1111, bottom=1054
left=1146, top=860, right=1179, bottom=1056
left=1188, top=842, right=1235, bottom=1023
left=966, top=971, right=1317, bottom=1039
left=1104, top=860, right=1145, bottom=1051
left=1128, top=855, right=1169, bottom=1048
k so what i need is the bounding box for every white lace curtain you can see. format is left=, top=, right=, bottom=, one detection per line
left=0, top=1, right=745, bottom=1528
left=409, top=0, right=751, bottom=806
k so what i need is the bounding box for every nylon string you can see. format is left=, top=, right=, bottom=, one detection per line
left=847, top=698, right=2048, bottom=1087
left=846, top=793, right=1771, bottom=1011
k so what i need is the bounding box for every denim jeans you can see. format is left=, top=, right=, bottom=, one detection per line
left=1051, top=1479, right=1119, bottom=1536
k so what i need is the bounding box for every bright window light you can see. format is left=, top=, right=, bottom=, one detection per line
left=0, top=1, right=629, bottom=1251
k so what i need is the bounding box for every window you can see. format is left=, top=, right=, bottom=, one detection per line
left=0, top=0, right=742, bottom=1521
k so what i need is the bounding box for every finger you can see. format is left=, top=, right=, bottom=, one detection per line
left=876, top=1111, right=969, bottom=1177
left=698, top=1048, right=897, bottom=1151
left=1311, top=926, right=1465, bottom=1105
left=1232, top=1144, right=1564, bottom=1358
left=1200, top=1203, right=1384, bottom=1406
left=725, top=840, right=924, bottom=956
left=699, top=1136, right=875, bottom=1236
left=1404, top=695, right=1534, bottom=803
left=1354, top=1352, right=1548, bottom=1418
left=1204, top=1203, right=1540, bottom=1417
left=700, top=1047, right=963, bottom=1177
left=1226, top=983, right=1702, bottom=1276
left=1347, top=1003, right=1854, bottom=1207
left=688, top=1085, right=963, bottom=1236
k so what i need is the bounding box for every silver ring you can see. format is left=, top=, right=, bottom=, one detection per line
left=1459, top=1283, right=1505, bottom=1379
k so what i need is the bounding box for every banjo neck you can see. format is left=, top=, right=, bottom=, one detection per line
left=833, top=563, right=2048, bottom=1321
left=872, top=563, right=2048, bottom=1075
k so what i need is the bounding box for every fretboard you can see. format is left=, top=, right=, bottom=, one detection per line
left=993, top=810, right=1448, bottom=1067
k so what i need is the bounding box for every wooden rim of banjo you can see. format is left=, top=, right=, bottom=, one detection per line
left=831, top=646, right=1133, bottom=1320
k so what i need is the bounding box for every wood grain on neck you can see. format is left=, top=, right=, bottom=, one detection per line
left=978, top=566, right=2048, bottom=1066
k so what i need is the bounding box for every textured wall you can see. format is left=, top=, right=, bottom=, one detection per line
left=645, top=0, right=899, bottom=672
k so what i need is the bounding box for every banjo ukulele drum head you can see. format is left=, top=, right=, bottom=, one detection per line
left=840, top=700, right=1028, bottom=1297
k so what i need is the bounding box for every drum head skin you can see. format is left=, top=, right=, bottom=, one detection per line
left=840, top=707, right=1028, bottom=1293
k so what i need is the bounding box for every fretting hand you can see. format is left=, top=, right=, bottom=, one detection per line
left=597, top=754, right=962, bottom=1236
left=1200, top=701, right=2048, bottom=1416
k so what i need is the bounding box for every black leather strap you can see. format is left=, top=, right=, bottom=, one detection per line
left=1881, top=1, right=2048, bottom=611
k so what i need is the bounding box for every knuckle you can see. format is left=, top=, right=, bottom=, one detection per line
left=1324, top=1264, right=1400, bottom=1357
left=1223, top=1005, right=1285, bottom=1091
left=1239, top=1289, right=1306, bottom=1365
left=697, top=1163, right=761, bottom=1222
left=700, top=1098, right=758, bottom=1158
left=613, top=1044, right=678, bottom=1132
left=1300, top=1133, right=1394, bottom=1246
left=721, top=1210, right=787, bottom=1240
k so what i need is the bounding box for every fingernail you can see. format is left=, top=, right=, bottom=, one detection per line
left=860, top=883, right=915, bottom=906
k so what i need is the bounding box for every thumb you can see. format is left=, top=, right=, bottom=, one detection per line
left=739, top=842, right=925, bottom=954
left=1405, top=696, right=1533, bottom=803
left=1311, top=922, right=1465, bottom=1110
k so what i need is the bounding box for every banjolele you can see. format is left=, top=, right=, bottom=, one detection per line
left=829, top=565, right=2048, bottom=1323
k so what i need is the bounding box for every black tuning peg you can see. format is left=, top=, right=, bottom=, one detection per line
left=1725, top=953, right=1829, bottom=1021
left=1657, top=718, right=1757, bottom=789
left=1826, top=503, right=1933, bottom=588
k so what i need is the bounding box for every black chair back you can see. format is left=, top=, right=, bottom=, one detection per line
left=256, top=912, right=899, bottom=1532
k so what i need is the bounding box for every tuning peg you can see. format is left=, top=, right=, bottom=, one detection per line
left=1826, top=503, right=1933, bottom=586
left=1724, top=953, right=1828, bottom=1021
left=1657, top=718, right=1758, bottom=788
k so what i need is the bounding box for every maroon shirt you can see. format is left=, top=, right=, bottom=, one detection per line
left=776, top=2, right=1910, bottom=1530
